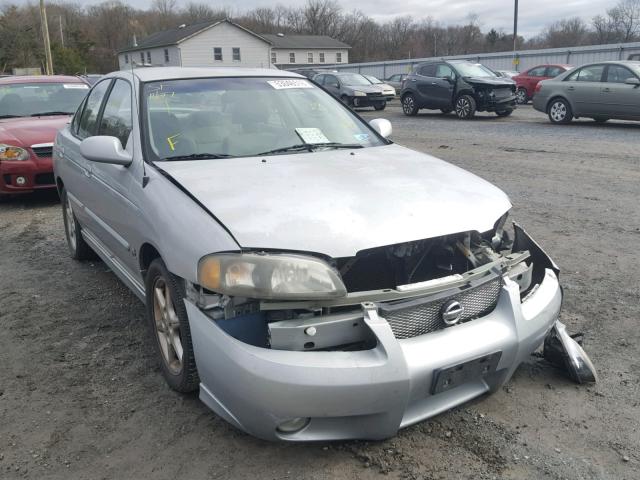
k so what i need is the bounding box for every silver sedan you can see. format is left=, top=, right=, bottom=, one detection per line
left=53, top=67, right=594, bottom=442
left=533, top=61, right=640, bottom=124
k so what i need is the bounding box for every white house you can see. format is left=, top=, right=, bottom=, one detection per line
left=117, top=19, right=350, bottom=70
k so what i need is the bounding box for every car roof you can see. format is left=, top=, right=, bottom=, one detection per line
left=111, top=67, right=303, bottom=83
left=0, top=75, right=87, bottom=85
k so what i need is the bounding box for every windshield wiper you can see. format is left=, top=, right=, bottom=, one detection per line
left=256, top=143, right=364, bottom=156
left=162, top=153, right=233, bottom=161
left=30, top=111, right=74, bottom=117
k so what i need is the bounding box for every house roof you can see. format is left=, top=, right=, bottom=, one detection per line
left=118, top=19, right=351, bottom=54
left=261, top=34, right=351, bottom=49
left=118, top=19, right=269, bottom=53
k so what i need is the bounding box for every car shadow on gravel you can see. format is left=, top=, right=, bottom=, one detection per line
left=0, top=189, right=60, bottom=208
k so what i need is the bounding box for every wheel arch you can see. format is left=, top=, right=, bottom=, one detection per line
left=56, top=176, right=64, bottom=197
left=139, top=242, right=163, bottom=277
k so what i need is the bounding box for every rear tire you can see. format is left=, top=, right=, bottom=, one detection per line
left=146, top=258, right=199, bottom=393
left=374, top=102, right=386, bottom=111
left=402, top=93, right=418, bottom=116
left=516, top=88, right=528, bottom=104
left=455, top=95, right=476, bottom=120
left=61, top=188, right=93, bottom=261
left=548, top=98, right=573, bottom=124
left=496, top=109, right=514, bottom=117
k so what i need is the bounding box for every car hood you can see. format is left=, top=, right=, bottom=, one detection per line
left=372, top=83, right=396, bottom=92
left=155, top=144, right=511, bottom=258
left=463, top=76, right=515, bottom=87
left=0, top=116, right=71, bottom=146
left=343, top=84, right=385, bottom=94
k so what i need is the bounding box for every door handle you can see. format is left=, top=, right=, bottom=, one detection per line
left=601, top=88, right=611, bottom=93
left=567, top=86, right=575, bottom=91
left=431, top=82, right=438, bottom=85
left=411, top=78, right=416, bottom=82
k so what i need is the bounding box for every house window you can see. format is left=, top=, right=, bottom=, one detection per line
left=232, top=47, right=241, bottom=61
left=308, top=52, right=313, bottom=63
left=164, top=49, right=169, bottom=63
left=124, top=54, right=129, bottom=64
left=140, top=52, right=144, bottom=64
left=271, top=51, right=277, bottom=64
left=214, top=47, right=223, bottom=61
left=319, top=52, right=325, bottom=63
left=289, top=52, right=295, bottom=63
left=146, top=51, right=151, bottom=64
left=336, top=52, right=342, bottom=63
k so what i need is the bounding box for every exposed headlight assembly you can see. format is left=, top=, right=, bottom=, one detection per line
left=0, top=144, right=29, bottom=161
left=198, top=253, right=347, bottom=300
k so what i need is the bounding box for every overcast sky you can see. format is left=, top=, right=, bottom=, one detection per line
left=14, top=0, right=617, bottom=37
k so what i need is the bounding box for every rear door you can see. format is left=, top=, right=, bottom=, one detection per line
left=523, top=66, right=547, bottom=95
left=563, top=64, right=606, bottom=115
left=431, top=63, right=456, bottom=108
left=602, top=64, right=640, bottom=118
left=58, top=79, right=112, bottom=228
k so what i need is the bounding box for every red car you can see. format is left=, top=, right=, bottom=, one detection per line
left=0, top=75, right=89, bottom=197
left=513, top=64, right=572, bottom=104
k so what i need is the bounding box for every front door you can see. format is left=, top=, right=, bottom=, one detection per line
left=602, top=64, right=640, bottom=118
left=563, top=64, right=606, bottom=116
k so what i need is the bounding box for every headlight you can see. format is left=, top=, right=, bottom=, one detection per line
left=0, top=144, right=29, bottom=161
left=353, top=91, right=367, bottom=97
left=198, top=253, right=347, bottom=300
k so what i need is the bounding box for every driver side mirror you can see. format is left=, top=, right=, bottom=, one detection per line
left=369, top=118, right=392, bottom=138
left=80, top=136, right=132, bottom=166
left=625, top=77, right=640, bottom=87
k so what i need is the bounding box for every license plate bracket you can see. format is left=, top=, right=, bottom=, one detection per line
left=431, top=351, right=502, bottom=394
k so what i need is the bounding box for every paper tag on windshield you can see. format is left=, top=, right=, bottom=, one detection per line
left=295, top=128, right=330, bottom=144
left=63, top=84, right=89, bottom=89
left=267, top=79, right=313, bottom=90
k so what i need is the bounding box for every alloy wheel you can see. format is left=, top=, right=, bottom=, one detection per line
left=516, top=89, right=527, bottom=104
left=550, top=101, right=567, bottom=122
left=456, top=97, right=470, bottom=118
left=402, top=96, right=415, bottom=114
left=65, top=197, right=77, bottom=251
left=152, top=277, right=184, bottom=375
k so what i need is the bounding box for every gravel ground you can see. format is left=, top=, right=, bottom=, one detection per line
left=1, top=103, right=639, bottom=480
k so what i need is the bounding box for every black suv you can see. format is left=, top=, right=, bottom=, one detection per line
left=401, top=60, right=517, bottom=119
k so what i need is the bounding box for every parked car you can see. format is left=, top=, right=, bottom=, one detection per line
left=52, top=67, right=592, bottom=441
left=532, top=61, right=640, bottom=124
left=289, top=68, right=335, bottom=80
left=401, top=60, right=517, bottom=119
left=363, top=74, right=396, bottom=100
left=492, top=70, right=519, bottom=79
left=79, top=74, right=103, bottom=85
left=313, top=72, right=388, bottom=110
left=513, top=64, right=572, bottom=104
left=0, top=75, right=89, bottom=197
left=385, top=73, right=407, bottom=91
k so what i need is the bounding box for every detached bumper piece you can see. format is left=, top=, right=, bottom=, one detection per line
left=543, top=320, right=598, bottom=384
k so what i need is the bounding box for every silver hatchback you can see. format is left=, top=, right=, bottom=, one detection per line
left=533, top=61, right=640, bottom=124
left=53, top=67, right=593, bottom=442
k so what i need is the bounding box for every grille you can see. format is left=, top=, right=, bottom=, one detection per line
left=32, top=146, right=53, bottom=158
left=35, top=173, right=55, bottom=185
left=493, top=88, right=513, bottom=99
left=379, top=277, right=502, bottom=339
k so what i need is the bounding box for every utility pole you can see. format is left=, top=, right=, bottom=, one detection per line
left=59, top=15, right=64, bottom=48
left=513, top=0, right=519, bottom=71
left=39, top=0, right=54, bottom=75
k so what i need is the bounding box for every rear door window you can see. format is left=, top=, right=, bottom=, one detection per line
left=574, top=65, right=606, bottom=82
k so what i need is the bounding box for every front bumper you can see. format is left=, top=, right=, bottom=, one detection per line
left=352, top=95, right=387, bottom=107
left=187, top=267, right=561, bottom=441
left=482, top=95, right=517, bottom=112
left=0, top=157, right=56, bottom=194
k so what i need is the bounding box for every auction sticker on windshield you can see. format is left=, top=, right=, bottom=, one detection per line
left=295, top=127, right=330, bottom=144
left=267, top=79, right=313, bottom=89
left=63, top=84, right=89, bottom=89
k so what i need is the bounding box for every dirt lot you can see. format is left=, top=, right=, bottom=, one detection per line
left=1, top=104, right=639, bottom=480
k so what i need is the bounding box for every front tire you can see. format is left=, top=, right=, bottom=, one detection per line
left=374, top=101, right=386, bottom=111
left=146, top=258, right=199, bottom=393
left=496, top=109, right=514, bottom=117
left=402, top=93, right=418, bottom=116
left=548, top=98, right=573, bottom=124
left=455, top=95, right=476, bottom=120
left=61, top=188, right=93, bottom=260
left=516, top=88, right=528, bottom=104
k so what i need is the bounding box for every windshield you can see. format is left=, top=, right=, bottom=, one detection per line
left=452, top=63, right=497, bottom=78
left=336, top=73, right=372, bottom=86
left=0, top=82, right=89, bottom=117
left=365, top=75, right=382, bottom=84
left=142, top=77, right=385, bottom=160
